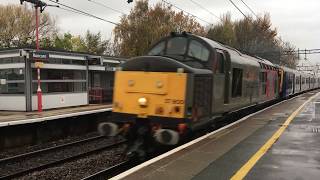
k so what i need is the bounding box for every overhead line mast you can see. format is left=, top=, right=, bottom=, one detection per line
left=19, top=0, right=58, bottom=112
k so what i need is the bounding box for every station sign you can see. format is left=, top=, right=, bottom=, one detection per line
left=32, top=51, right=49, bottom=61
left=106, top=67, right=117, bottom=71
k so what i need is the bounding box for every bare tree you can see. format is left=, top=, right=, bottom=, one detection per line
left=0, top=4, right=57, bottom=48
left=113, top=0, right=206, bottom=57
left=206, top=13, right=298, bottom=68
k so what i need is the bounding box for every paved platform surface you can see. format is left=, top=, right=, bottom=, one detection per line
left=116, top=91, right=320, bottom=180
left=0, top=104, right=112, bottom=127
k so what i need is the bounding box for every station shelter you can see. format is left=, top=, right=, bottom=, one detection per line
left=0, top=49, right=125, bottom=111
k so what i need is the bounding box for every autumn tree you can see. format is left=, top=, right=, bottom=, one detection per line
left=53, top=33, right=74, bottom=51
left=207, top=13, right=236, bottom=46
left=52, top=31, right=112, bottom=55
left=279, top=41, right=298, bottom=69
left=80, top=31, right=112, bottom=55
left=0, top=4, right=57, bottom=48
left=113, top=0, right=206, bottom=57
left=235, top=14, right=278, bottom=54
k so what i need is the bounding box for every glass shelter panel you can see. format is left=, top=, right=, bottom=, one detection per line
left=0, top=68, right=25, bottom=94
left=32, top=69, right=87, bottom=94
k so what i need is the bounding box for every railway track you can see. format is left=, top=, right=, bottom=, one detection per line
left=0, top=136, right=126, bottom=179
left=0, top=93, right=310, bottom=179
left=0, top=135, right=105, bottom=164
left=77, top=94, right=302, bottom=179
left=81, top=160, right=133, bottom=180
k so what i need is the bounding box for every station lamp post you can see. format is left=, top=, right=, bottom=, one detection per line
left=20, top=0, right=58, bottom=112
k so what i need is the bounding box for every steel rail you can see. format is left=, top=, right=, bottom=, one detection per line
left=0, top=135, right=105, bottom=164
left=0, top=140, right=126, bottom=179
left=81, top=160, right=133, bottom=180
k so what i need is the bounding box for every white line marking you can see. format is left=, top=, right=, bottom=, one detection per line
left=111, top=94, right=306, bottom=180
left=0, top=108, right=112, bottom=127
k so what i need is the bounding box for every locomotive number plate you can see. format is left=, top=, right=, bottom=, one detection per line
left=164, top=99, right=185, bottom=104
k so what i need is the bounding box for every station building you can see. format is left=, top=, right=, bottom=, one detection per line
left=0, top=49, right=125, bottom=111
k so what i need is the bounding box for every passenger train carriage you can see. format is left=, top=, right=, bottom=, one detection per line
left=98, top=32, right=319, bottom=157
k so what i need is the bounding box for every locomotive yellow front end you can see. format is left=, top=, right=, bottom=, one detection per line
left=99, top=69, right=191, bottom=148
left=113, top=71, right=187, bottom=119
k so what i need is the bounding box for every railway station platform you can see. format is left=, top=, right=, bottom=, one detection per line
left=113, top=90, right=320, bottom=180
left=0, top=104, right=112, bottom=127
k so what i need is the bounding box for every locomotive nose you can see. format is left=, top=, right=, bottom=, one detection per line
left=113, top=70, right=187, bottom=119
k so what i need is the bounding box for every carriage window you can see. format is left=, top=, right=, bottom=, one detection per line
left=232, top=68, right=243, bottom=97
left=216, top=52, right=225, bottom=73
left=148, top=41, right=165, bottom=55
left=167, top=37, right=187, bottom=55
left=287, top=75, right=293, bottom=90
left=188, top=40, right=210, bottom=62
left=260, top=72, right=267, bottom=95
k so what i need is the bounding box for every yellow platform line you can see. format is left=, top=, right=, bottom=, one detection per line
left=231, top=92, right=319, bottom=180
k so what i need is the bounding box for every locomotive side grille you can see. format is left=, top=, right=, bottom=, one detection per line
left=193, top=75, right=212, bottom=118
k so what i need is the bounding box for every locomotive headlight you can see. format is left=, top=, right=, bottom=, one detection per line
left=138, top=97, right=148, bottom=107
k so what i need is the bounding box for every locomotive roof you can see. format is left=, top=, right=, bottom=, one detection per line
left=161, top=33, right=272, bottom=68
left=195, top=35, right=261, bottom=68
left=161, top=33, right=317, bottom=77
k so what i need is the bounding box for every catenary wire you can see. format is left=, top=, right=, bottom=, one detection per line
left=47, top=0, right=119, bottom=25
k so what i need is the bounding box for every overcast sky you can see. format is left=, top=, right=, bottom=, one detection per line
left=1, top=0, right=320, bottom=65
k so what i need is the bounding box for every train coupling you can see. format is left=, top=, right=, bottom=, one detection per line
left=154, top=129, right=179, bottom=145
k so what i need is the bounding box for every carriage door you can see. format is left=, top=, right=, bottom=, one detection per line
left=223, top=50, right=231, bottom=104
left=309, top=77, right=311, bottom=88
left=212, top=49, right=226, bottom=113
left=293, top=74, right=295, bottom=94
left=300, top=75, right=302, bottom=91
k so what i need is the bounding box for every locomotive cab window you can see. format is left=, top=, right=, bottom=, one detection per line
left=148, top=41, right=165, bottom=56
left=187, top=40, right=209, bottom=62
left=147, top=36, right=212, bottom=69
left=167, top=37, right=187, bottom=55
